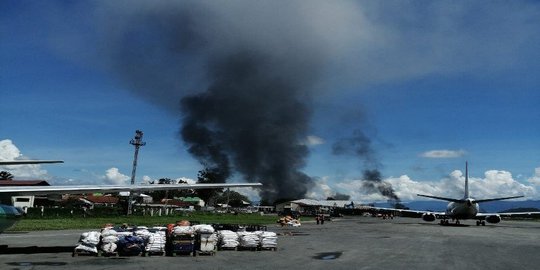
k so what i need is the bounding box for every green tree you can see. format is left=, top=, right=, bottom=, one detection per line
left=215, top=190, right=251, bottom=207
left=0, top=171, right=14, bottom=180
left=196, top=168, right=225, bottom=207
left=148, top=178, right=193, bottom=202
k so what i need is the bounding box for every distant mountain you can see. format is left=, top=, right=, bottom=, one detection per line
left=372, top=200, right=540, bottom=213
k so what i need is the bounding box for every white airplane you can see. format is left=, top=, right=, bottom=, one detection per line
left=370, top=162, right=540, bottom=226
left=0, top=160, right=262, bottom=233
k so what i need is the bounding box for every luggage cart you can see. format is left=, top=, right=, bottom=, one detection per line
left=167, top=233, right=196, bottom=256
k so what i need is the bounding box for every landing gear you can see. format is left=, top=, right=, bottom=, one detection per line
left=439, top=219, right=461, bottom=225
left=476, top=220, right=486, bottom=226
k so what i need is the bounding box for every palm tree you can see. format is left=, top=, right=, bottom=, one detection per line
left=0, top=171, right=14, bottom=180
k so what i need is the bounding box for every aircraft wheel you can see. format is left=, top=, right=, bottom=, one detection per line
left=481, top=221, right=486, bottom=226
left=476, top=221, right=480, bottom=226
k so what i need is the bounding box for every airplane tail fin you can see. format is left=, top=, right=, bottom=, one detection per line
left=464, top=161, right=469, bottom=199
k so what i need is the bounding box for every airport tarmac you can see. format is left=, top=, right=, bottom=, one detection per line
left=0, top=216, right=539, bottom=270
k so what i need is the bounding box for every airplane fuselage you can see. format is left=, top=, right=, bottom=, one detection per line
left=446, top=199, right=479, bottom=220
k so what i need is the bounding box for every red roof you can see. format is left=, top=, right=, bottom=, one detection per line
left=81, top=195, right=119, bottom=204
left=0, top=180, right=50, bottom=186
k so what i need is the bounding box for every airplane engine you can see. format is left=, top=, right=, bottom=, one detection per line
left=422, top=213, right=436, bottom=222
left=485, top=215, right=501, bottom=224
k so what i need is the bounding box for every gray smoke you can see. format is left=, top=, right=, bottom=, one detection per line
left=180, top=52, right=314, bottom=201
left=362, top=169, right=400, bottom=203
left=95, top=1, right=364, bottom=202
left=333, top=130, right=400, bottom=202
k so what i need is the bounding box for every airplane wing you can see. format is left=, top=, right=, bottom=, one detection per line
left=477, top=211, right=540, bottom=219
left=417, top=194, right=463, bottom=203
left=0, top=183, right=262, bottom=196
left=473, top=195, right=524, bottom=203
left=0, top=160, right=64, bottom=165
left=367, top=206, right=446, bottom=218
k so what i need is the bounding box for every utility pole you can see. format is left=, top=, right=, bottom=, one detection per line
left=128, top=130, right=146, bottom=215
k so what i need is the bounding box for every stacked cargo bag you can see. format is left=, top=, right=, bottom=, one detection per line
left=193, top=224, right=217, bottom=255
left=238, top=231, right=260, bottom=250
left=145, top=231, right=166, bottom=255
left=193, top=224, right=215, bottom=234
left=168, top=226, right=196, bottom=256
left=152, top=226, right=167, bottom=231
left=73, top=231, right=101, bottom=256
left=197, top=233, right=217, bottom=255
left=260, top=231, right=278, bottom=251
left=134, top=227, right=151, bottom=241
left=117, top=235, right=145, bottom=256
left=100, top=229, right=120, bottom=256
left=173, top=225, right=195, bottom=235
left=217, top=230, right=239, bottom=250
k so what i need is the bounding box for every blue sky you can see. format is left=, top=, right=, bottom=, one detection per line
left=2, top=1, right=540, bottom=202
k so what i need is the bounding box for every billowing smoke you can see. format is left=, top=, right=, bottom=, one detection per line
left=94, top=1, right=365, bottom=202
left=333, top=130, right=400, bottom=202
left=362, top=169, right=400, bottom=203
left=332, top=193, right=351, bottom=201
left=180, top=53, right=314, bottom=201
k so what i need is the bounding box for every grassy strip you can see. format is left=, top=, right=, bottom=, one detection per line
left=9, top=213, right=279, bottom=231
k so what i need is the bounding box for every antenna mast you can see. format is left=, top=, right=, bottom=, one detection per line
left=128, top=130, right=146, bottom=215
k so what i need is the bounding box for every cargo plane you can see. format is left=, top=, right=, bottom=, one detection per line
left=0, top=160, right=262, bottom=233
left=370, top=162, right=540, bottom=226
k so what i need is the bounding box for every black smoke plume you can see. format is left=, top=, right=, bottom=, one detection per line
left=333, top=130, right=400, bottom=202
left=95, top=2, right=352, bottom=202
left=180, top=53, right=314, bottom=202
left=362, top=169, right=400, bottom=203
left=91, top=1, right=392, bottom=202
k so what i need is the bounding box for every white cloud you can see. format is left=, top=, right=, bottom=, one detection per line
left=142, top=175, right=153, bottom=184
left=306, top=177, right=334, bottom=200
left=420, top=149, right=466, bottom=158
left=323, top=168, right=538, bottom=202
left=176, top=177, right=196, bottom=184
left=0, top=139, right=50, bottom=179
left=231, top=186, right=261, bottom=203
left=304, top=135, right=325, bottom=146
left=103, top=167, right=130, bottom=185
left=528, top=167, right=540, bottom=185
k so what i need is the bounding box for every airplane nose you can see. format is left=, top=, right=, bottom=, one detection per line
left=467, top=199, right=472, bottom=207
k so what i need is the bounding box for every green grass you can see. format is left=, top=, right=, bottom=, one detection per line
left=8, top=213, right=279, bottom=231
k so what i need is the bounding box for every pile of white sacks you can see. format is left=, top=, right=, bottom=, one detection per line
left=74, top=224, right=278, bottom=255
left=260, top=231, right=278, bottom=249
left=76, top=226, right=167, bottom=255
left=217, top=230, right=278, bottom=250
left=74, top=231, right=101, bottom=254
